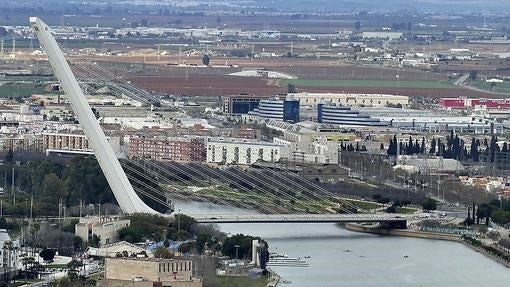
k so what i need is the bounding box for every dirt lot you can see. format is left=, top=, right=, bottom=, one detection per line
left=129, top=75, right=285, bottom=96
left=83, top=55, right=443, bottom=81
left=129, top=74, right=500, bottom=98
left=293, top=86, right=504, bottom=98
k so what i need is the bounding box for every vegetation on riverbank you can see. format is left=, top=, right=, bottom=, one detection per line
left=217, top=275, right=269, bottom=287
left=462, top=235, right=510, bottom=265
left=0, top=155, right=168, bottom=216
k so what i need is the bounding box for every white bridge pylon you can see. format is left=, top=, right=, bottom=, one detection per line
left=30, top=17, right=159, bottom=215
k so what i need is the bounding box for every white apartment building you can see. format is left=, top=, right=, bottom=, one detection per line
left=274, top=137, right=339, bottom=164
left=290, top=92, right=409, bottom=108
left=0, top=229, right=19, bottom=278
left=75, top=216, right=130, bottom=246
left=206, top=138, right=289, bottom=165
left=267, top=120, right=339, bottom=164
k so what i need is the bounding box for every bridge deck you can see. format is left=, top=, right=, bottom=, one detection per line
left=190, top=214, right=411, bottom=224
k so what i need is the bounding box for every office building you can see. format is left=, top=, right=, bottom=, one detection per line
left=291, top=92, right=409, bottom=108
left=222, top=94, right=270, bottom=116
left=250, top=95, right=300, bottom=123
left=318, top=103, right=388, bottom=127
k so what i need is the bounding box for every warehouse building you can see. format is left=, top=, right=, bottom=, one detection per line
left=291, top=92, right=409, bottom=108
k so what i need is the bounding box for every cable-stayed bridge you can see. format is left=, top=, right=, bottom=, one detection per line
left=31, top=17, right=413, bottom=226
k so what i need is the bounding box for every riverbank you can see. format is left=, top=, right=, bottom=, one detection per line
left=345, top=223, right=510, bottom=268
left=345, top=223, right=462, bottom=241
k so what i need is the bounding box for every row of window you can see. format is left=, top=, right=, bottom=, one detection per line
left=159, top=261, right=191, bottom=273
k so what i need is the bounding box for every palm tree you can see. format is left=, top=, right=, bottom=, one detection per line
left=30, top=223, right=40, bottom=258
left=2, top=240, right=14, bottom=282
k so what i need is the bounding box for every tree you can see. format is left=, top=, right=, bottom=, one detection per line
left=354, top=20, right=361, bottom=31
left=56, top=276, right=72, bottom=287
left=154, top=246, right=173, bottom=259
left=0, top=27, right=7, bottom=38
left=222, top=234, right=259, bottom=260
left=385, top=205, right=397, bottom=213
left=90, top=234, right=101, bottom=247
left=469, top=70, right=478, bottom=81
left=421, top=198, right=437, bottom=211
left=175, top=230, right=191, bottom=241
left=5, top=148, right=13, bottom=163
left=163, top=239, right=170, bottom=248
left=287, top=83, right=296, bottom=93
left=73, top=236, right=83, bottom=251
left=41, top=173, right=68, bottom=202
left=401, top=200, right=411, bottom=206
left=173, top=214, right=196, bottom=233
left=67, top=260, right=83, bottom=280
left=202, top=54, right=210, bottom=66
left=40, top=248, right=56, bottom=262
left=178, top=242, right=192, bottom=254
left=195, top=233, right=211, bottom=254
left=430, top=138, right=436, bottom=154
left=377, top=197, right=391, bottom=205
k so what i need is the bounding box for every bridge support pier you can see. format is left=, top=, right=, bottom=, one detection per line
left=378, top=220, right=407, bottom=229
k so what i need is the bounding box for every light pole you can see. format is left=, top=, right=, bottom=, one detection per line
left=177, top=209, right=181, bottom=230
left=234, top=244, right=240, bottom=271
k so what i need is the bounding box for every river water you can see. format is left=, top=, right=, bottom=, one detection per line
left=175, top=200, right=510, bottom=287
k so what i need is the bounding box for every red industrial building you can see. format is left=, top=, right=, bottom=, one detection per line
left=440, top=98, right=510, bottom=109
left=129, top=136, right=205, bottom=162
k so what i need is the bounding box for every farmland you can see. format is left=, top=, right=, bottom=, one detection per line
left=281, top=79, right=457, bottom=89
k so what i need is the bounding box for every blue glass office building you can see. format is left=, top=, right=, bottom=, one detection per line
left=318, top=103, right=388, bottom=126
left=250, top=96, right=300, bottom=123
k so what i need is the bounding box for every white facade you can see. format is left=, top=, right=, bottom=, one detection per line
left=362, top=32, right=403, bottom=40
left=0, top=229, right=19, bottom=275
left=76, top=216, right=131, bottom=246
left=206, top=138, right=289, bottom=165
left=274, top=137, right=339, bottom=164
left=290, top=92, right=409, bottom=108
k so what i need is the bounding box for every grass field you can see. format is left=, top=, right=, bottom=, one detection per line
left=470, top=80, right=510, bottom=94
left=396, top=207, right=417, bottom=214
left=344, top=199, right=381, bottom=210
left=281, top=79, right=457, bottom=89
left=0, top=82, right=49, bottom=98
left=217, top=275, right=268, bottom=287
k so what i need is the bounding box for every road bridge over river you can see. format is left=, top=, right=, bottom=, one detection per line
left=190, top=213, right=416, bottom=224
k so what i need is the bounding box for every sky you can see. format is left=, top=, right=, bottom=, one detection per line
left=5, top=0, right=510, bottom=13
left=259, top=0, right=510, bottom=12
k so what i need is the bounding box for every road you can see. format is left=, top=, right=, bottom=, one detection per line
left=190, top=213, right=432, bottom=224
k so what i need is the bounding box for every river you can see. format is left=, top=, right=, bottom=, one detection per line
left=174, top=200, right=510, bottom=287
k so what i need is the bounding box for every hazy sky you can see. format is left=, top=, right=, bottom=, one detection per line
left=6, top=0, right=510, bottom=13
left=260, top=0, right=510, bottom=12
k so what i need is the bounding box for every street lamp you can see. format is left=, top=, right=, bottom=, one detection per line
left=177, top=209, right=181, bottom=230
left=234, top=244, right=240, bottom=271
